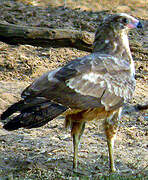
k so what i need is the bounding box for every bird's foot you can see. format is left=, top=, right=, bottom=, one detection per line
left=110, top=166, right=116, bottom=173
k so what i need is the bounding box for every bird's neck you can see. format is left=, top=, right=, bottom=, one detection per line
left=93, top=29, right=135, bottom=76
left=93, top=29, right=133, bottom=62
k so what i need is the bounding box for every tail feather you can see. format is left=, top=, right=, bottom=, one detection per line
left=3, top=102, right=67, bottom=131
left=1, top=100, right=24, bottom=120
left=1, top=97, right=50, bottom=120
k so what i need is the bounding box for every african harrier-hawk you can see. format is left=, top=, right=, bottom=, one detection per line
left=1, top=13, right=142, bottom=172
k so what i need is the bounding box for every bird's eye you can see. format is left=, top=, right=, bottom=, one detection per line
left=122, top=18, right=128, bottom=24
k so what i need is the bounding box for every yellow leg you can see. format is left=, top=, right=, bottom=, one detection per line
left=107, top=136, right=116, bottom=172
left=104, top=110, right=120, bottom=172
left=72, top=122, right=85, bottom=169
left=73, top=133, right=79, bottom=169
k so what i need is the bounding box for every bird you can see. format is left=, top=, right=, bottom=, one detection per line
left=0, top=13, right=142, bottom=172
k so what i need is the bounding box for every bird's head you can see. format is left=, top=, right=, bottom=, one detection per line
left=105, top=13, right=142, bottom=31
left=93, top=13, right=142, bottom=54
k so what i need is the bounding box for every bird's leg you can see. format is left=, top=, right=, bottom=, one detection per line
left=104, top=111, right=119, bottom=172
left=72, top=121, right=85, bottom=169
left=106, top=133, right=116, bottom=172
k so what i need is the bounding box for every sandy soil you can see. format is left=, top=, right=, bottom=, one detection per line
left=0, top=0, right=148, bottom=179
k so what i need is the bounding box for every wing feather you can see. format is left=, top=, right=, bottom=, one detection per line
left=58, top=53, right=135, bottom=110
left=23, top=53, right=135, bottom=111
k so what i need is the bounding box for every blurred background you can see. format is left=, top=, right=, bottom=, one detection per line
left=18, top=0, right=148, bottom=18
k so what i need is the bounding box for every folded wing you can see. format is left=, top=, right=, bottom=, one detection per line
left=23, top=53, right=136, bottom=111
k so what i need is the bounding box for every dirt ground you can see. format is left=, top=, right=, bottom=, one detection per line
left=0, top=0, right=148, bottom=179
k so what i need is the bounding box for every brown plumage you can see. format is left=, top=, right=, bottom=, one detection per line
left=1, top=13, right=142, bottom=172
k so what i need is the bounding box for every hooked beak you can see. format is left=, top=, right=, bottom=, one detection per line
left=136, top=21, right=143, bottom=29
left=127, top=20, right=143, bottom=29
